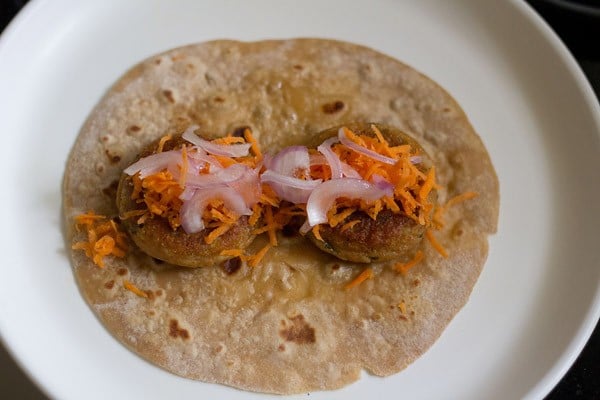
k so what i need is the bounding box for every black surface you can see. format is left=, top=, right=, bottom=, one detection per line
left=0, top=1, right=598, bottom=399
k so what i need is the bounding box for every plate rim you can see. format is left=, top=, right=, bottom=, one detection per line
left=0, top=0, right=598, bottom=399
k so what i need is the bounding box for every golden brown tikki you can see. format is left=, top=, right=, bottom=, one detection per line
left=116, top=129, right=261, bottom=267
left=297, top=122, right=437, bottom=263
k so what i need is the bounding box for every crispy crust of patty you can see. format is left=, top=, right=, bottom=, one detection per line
left=116, top=136, right=255, bottom=268
left=306, top=122, right=436, bottom=263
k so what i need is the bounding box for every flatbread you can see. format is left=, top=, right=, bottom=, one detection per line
left=62, top=39, right=499, bottom=394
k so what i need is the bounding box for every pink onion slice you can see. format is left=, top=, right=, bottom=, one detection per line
left=338, top=127, right=397, bottom=165
left=182, top=163, right=260, bottom=207
left=306, top=178, right=392, bottom=227
left=340, top=162, right=362, bottom=179
left=269, top=145, right=310, bottom=178
left=180, top=186, right=252, bottom=234
left=317, top=137, right=343, bottom=179
left=182, top=125, right=251, bottom=157
left=370, top=173, right=394, bottom=192
left=311, top=150, right=362, bottom=179
left=187, top=148, right=223, bottom=172
left=123, top=150, right=183, bottom=178
left=410, top=155, right=423, bottom=164
left=224, top=165, right=261, bottom=207
left=261, top=170, right=322, bottom=204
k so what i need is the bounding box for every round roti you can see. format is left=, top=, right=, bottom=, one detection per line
left=62, top=39, right=499, bottom=394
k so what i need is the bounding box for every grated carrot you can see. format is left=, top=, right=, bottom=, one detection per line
left=345, top=267, right=373, bottom=290
left=328, top=207, right=356, bottom=227
left=244, top=129, right=262, bottom=160
left=123, top=280, right=148, bottom=298
left=205, top=223, right=233, bottom=244
left=72, top=213, right=128, bottom=268
left=156, top=134, right=172, bottom=153
left=397, top=301, right=407, bottom=314
left=418, top=166, right=436, bottom=201
left=249, top=203, right=262, bottom=226
left=433, top=191, right=479, bottom=227
left=220, top=248, right=246, bottom=262
left=212, top=136, right=246, bottom=144
left=394, top=250, right=424, bottom=275
left=312, top=224, right=324, bottom=242
left=426, top=230, right=448, bottom=258
left=340, top=219, right=360, bottom=232
left=264, top=206, right=278, bottom=246
left=248, top=243, right=272, bottom=267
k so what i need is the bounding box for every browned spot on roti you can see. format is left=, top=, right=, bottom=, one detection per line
left=412, top=279, right=420, bottom=287
left=162, top=90, right=175, bottom=103
left=221, top=257, right=241, bottom=275
left=155, top=289, right=164, bottom=297
left=399, top=315, right=408, bottom=321
left=117, top=268, right=128, bottom=276
left=322, top=100, right=344, bottom=114
left=145, top=290, right=156, bottom=300
left=127, top=125, right=141, bottom=134
left=169, top=319, right=190, bottom=340
left=278, top=344, right=285, bottom=352
left=154, top=58, right=162, bottom=65
left=292, top=64, right=304, bottom=70
left=104, top=280, right=115, bottom=289
left=105, top=149, right=121, bottom=164
left=331, top=264, right=340, bottom=271
left=213, top=96, right=225, bottom=103
left=279, top=315, right=315, bottom=344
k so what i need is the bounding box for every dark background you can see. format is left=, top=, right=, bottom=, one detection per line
left=0, top=0, right=598, bottom=398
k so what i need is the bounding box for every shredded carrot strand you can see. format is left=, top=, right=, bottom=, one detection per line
left=394, top=250, right=424, bottom=275
left=72, top=212, right=128, bottom=268
left=312, top=224, right=324, bottom=242
left=426, top=230, right=448, bottom=258
left=248, top=243, right=272, bottom=267
left=345, top=267, right=374, bottom=290
left=205, top=223, right=232, bottom=244
left=340, top=219, right=360, bottom=232
left=123, top=280, right=148, bottom=298
left=244, top=129, right=262, bottom=160
left=156, top=134, right=172, bottom=153
left=265, top=206, right=278, bottom=246
left=212, top=136, right=246, bottom=144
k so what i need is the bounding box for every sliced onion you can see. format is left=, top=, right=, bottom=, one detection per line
left=224, top=165, right=261, bottom=207
left=269, top=145, right=310, bottom=178
left=311, top=150, right=362, bottom=179
left=338, top=127, right=396, bottom=165
left=306, top=178, right=391, bottom=227
left=410, top=155, right=422, bottom=164
left=317, top=137, right=343, bottom=179
left=182, top=125, right=251, bottom=157
left=182, top=163, right=260, bottom=207
left=299, top=218, right=311, bottom=235
left=309, top=153, right=327, bottom=166
left=370, top=173, right=394, bottom=192
left=180, top=186, right=252, bottom=234
left=123, top=150, right=182, bottom=178
left=341, top=162, right=362, bottom=179
left=261, top=170, right=322, bottom=204
left=188, top=148, right=223, bottom=172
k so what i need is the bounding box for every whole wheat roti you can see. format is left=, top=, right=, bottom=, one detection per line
left=63, top=39, right=499, bottom=394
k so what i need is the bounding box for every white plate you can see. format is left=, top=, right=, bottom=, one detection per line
left=0, top=0, right=599, bottom=399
